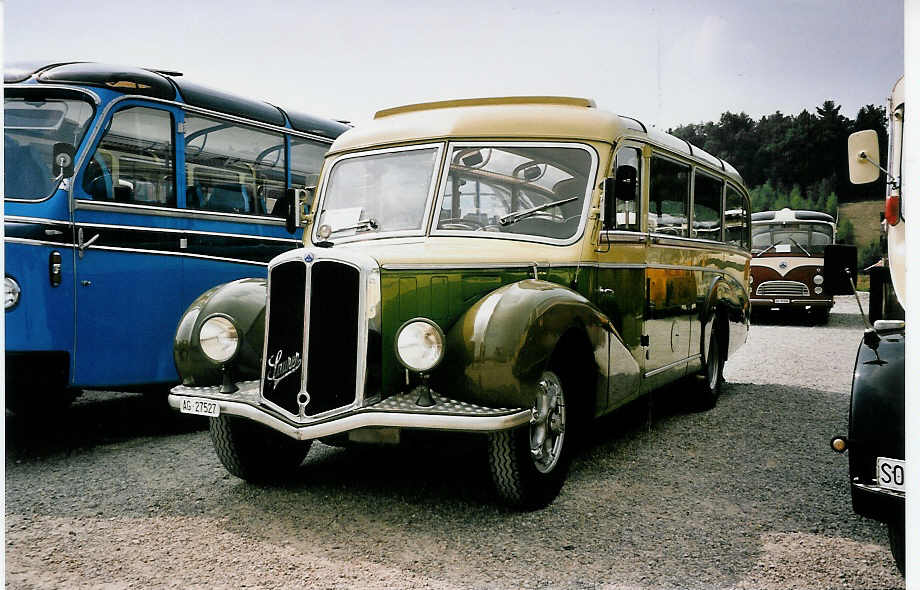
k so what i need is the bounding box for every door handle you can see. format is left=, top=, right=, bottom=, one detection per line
left=77, top=228, right=100, bottom=258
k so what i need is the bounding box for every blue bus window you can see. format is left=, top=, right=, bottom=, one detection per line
left=81, top=106, right=176, bottom=207
left=185, top=114, right=285, bottom=216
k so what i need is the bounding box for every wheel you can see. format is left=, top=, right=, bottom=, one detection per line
left=811, top=308, right=830, bottom=325
left=887, top=518, right=905, bottom=576
left=209, top=414, right=311, bottom=482
left=488, top=370, right=570, bottom=510
left=695, top=323, right=724, bottom=410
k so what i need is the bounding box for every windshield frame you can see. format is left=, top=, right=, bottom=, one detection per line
left=429, top=141, right=599, bottom=246
left=4, top=85, right=100, bottom=203
left=310, top=142, right=445, bottom=245
left=750, top=220, right=835, bottom=254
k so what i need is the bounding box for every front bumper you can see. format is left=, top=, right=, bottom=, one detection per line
left=168, top=381, right=531, bottom=441
left=750, top=297, right=833, bottom=310
left=851, top=479, right=905, bottom=523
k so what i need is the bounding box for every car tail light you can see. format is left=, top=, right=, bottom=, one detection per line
left=885, top=195, right=900, bottom=226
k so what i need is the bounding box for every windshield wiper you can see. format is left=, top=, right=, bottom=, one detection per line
left=499, top=196, right=579, bottom=226
left=329, top=218, right=379, bottom=234
left=788, top=238, right=811, bottom=256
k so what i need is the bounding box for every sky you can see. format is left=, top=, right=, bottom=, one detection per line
left=3, top=0, right=905, bottom=130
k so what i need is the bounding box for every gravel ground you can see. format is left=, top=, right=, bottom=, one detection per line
left=5, top=294, right=905, bottom=589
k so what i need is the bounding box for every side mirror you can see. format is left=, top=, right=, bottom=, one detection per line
left=52, top=142, right=75, bottom=179
left=823, top=244, right=858, bottom=296
left=847, top=130, right=881, bottom=185
left=281, top=187, right=313, bottom=234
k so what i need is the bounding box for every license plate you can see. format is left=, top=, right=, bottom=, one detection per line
left=179, top=397, right=220, bottom=417
left=877, top=457, right=905, bottom=492
left=774, top=298, right=790, bottom=304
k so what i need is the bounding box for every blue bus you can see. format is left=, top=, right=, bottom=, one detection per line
left=4, top=61, right=349, bottom=414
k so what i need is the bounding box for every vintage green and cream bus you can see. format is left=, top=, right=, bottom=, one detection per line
left=750, top=208, right=836, bottom=323
left=168, top=96, right=752, bottom=508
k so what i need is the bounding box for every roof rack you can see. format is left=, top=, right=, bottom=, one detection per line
left=375, top=96, right=596, bottom=119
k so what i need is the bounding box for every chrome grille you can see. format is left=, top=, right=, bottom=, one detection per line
left=756, top=280, right=809, bottom=297
left=261, top=255, right=368, bottom=421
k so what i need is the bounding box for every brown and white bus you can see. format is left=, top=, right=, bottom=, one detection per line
left=749, top=207, right=836, bottom=323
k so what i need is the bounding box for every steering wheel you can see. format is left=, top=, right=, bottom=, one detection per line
left=438, top=217, right=484, bottom=231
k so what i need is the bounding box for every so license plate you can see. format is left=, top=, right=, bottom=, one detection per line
left=179, top=397, right=220, bottom=418
left=876, top=457, right=905, bottom=492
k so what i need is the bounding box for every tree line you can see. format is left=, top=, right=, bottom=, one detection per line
left=668, top=100, right=889, bottom=213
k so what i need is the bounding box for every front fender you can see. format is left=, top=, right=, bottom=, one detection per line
left=847, top=328, right=904, bottom=521
left=173, top=278, right=267, bottom=386
left=434, top=279, right=616, bottom=409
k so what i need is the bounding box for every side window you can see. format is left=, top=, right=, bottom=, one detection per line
left=606, top=146, right=641, bottom=231
left=648, top=155, right=689, bottom=237
left=692, top=171, right=723, bottom=240
left=725, top=185, right=751, bottom=249
left=81, top=106, right=175, bottom=207
left=290, top=138, right=329, bottom=216
left=184, top=114, right=285, bottom=215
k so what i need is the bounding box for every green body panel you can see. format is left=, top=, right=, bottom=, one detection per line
left=173, top=278, right=267, bottom=386
left=378, top=266, right=582, bottom=398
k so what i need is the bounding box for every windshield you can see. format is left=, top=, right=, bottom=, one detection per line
left=436, top=144, right=592, bottom=241
left=751, top=222, right=834, bottom=255
left=4, top=95, right=95, bottom=200
left=316, top=146, right=439, bottom=239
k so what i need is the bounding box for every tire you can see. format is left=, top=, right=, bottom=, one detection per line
left=209, top=414, right=311, bottom=482
left=695, top=324, right=724, bottom=410
left=488, top=370, right=571, bottom=510
left=811, top=308, right=831, bottom=325
left=887, top=518, right=905, bottom=576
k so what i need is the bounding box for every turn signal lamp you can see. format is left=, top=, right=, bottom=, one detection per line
left=885, top=195, right=901, bottom=226
left=830, top=436, right=848, bottom=453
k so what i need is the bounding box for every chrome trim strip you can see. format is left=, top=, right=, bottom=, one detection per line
left=643, top=354, right=701, bottom=378
left=73, top=220, right=300, bottom=243
left=851, top=481, right=906, bottom=500
left=381, top=262, right=557, bottom=271
left=168, top=392, right=531, bottom=441
left=429, top=141, right=600, bottom=248
left=78, top=245, right=267, bottom=266
left=600, top=231, right=647, bottom=243
left=4, top=216, right=72, bottom=226
left=4, top=237, right=74, bottom=248
left=73, top=199, right=292, bottom=226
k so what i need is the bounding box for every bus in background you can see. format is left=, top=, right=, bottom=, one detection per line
left=4, top=61, right=350, bottom=415
left=749, top=208, right=836, bottom=324
left=831, top=74, right=905, bottom=576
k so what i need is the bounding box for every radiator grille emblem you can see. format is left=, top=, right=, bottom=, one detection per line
left=266, top=349, right=302, bottom=392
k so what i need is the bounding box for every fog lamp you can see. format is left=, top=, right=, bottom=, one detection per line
left=813, top=274, right=824, bottom=285
left=814, top=286, right=823, bottom=295
left=395, top=318, right=445, bottom=373
left=199, top=315, right=240, bottom=364
left=317, top=224, right=333, bottom=240
left=4, top=276, right=21, bottom=310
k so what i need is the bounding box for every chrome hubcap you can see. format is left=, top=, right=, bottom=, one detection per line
left=530, top=371, right=566, bottom=474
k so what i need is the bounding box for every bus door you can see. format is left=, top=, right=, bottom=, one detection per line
left=595, top=144, right=646, bottom=408
left=71, top=102, right=185, bottom=387
left=643, top=154, right=693, bottom=389
left=179, top=114, right=322, bottom=304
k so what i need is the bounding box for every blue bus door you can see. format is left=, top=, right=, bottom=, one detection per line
left=71, top=102, right=185, bottom=388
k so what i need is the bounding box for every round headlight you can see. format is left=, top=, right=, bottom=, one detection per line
left=317, top=224, right=333, bottom=240
left=395, top=318, right=445, bottom=373
left=199, top=315, right=240, bottom=364
left=814, top=286, right=824, bottom=295
left=4, top=276, right=21, bottom=310
left=813, top=274, right=824, bottom=285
